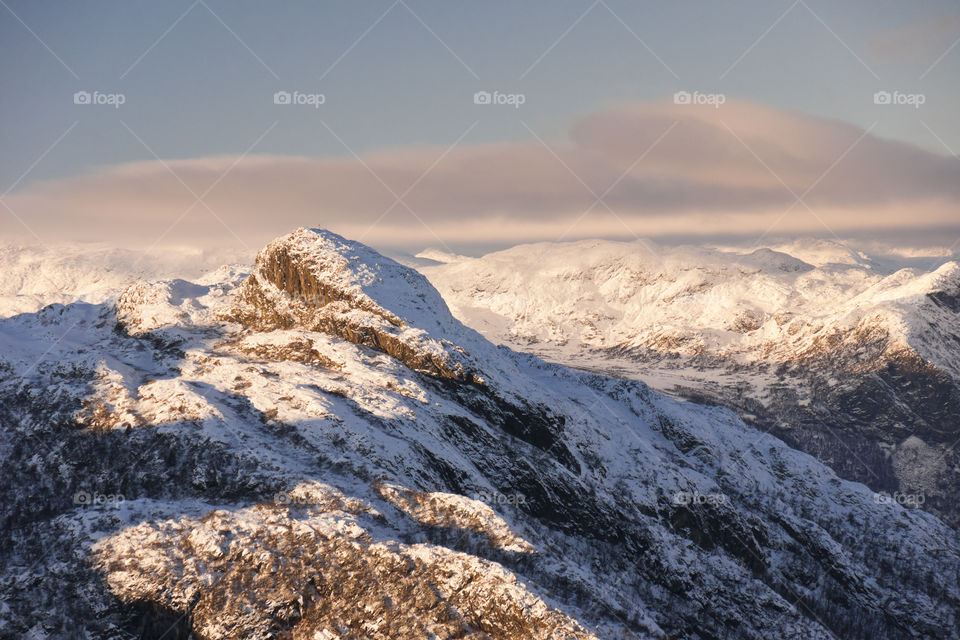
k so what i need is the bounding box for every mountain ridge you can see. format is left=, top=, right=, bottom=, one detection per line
left=419, top=237, right=960, bottom=527
left=1, top=229, right=958, bottom=639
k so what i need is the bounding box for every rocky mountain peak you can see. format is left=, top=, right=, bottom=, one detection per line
left=224, top=228, right=484, bottom=384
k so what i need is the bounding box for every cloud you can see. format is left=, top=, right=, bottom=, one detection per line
left=3, top=99, right=959, bottom=251
left=866, top=12, right=960, bottom=64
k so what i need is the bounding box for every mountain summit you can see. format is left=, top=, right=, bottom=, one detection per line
left=1, top=230, right=958, bottom=639
left=224, top=228, right=484, bottom=384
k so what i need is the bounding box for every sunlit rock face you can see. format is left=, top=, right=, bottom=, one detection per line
left=224, top=228, right=483, bottom=384
left=1, top=230, right=958, bottom=640
left=93, top=488, right=587, bottom=640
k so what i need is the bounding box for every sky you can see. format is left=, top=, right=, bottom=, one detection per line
left=1, top=0, right=958, bottom=255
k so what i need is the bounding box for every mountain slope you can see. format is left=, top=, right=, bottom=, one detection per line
left=1, top=229, right=958, bottom=639
left=0, top=241, right=248, bottom=318
left=419, top=238, right=960, bottom=527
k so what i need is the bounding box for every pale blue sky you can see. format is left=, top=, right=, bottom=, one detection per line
left=3, top=0, right=958, bottom=182
left=1, top=0, right=958, bottom=250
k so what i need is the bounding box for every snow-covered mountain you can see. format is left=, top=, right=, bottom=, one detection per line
left=2, top=229, right=957, bottom=639
left=418, top=238, right=960, bottom=528
left=0, top=241, right=249, bottom=318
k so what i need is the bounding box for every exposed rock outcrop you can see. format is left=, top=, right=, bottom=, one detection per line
left=223, top=229, right=483, bottom=385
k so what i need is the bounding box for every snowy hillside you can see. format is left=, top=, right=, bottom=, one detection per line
left=0, top=241, right=249, bottom=318
left=419, top=238, right=960, bottom=527
left=1, top=229, right=957, bottom=639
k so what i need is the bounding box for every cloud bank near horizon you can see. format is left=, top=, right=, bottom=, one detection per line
left=3, top=99, right=959, bottom=251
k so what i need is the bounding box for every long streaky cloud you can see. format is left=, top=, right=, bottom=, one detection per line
left=4, top=100, right=959, bottom=249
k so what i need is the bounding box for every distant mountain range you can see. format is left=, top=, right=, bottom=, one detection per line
left=0, top=241, right=248, bottom=318
left=419, top=237, right=960, bottom=529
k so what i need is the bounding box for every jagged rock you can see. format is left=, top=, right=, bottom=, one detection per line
left=223, top=229, right=483, bottom=385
